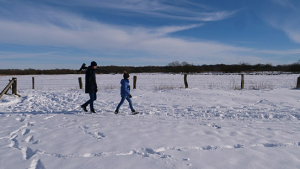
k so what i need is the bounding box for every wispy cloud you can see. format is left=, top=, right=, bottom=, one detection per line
left=260, top=49, right=300, bottom=55
left=131, top=24, right=204, bottom=37
left=0, top=51, right=59, bottom=60
left=0, top=19, right=234, bottom=54
left=0, top=6, right=252, bottom=62
left=0, top=0, right=299, bottom=68
left=262, top=0, right=300, bottom=44
left=14, top=0, right=237, bottom=22
left=0, top=2, right=243, bottom=58
left=0, top=3, right=297, bottom=66
left=285, top=30, right=300, bottom=44
left=269, top=0, right=296, bottom=9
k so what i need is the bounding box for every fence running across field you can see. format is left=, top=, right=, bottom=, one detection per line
left=0, top=74, right=299, bottom=91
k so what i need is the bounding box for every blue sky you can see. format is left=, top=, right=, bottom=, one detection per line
left=0, top=0, right=300, bottom=69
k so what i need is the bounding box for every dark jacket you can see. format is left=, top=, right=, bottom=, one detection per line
left=85, top=66, right=97, bottom=93
left=120, top=79, right=130, bottom=96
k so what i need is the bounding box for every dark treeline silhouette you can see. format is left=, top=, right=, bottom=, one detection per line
left=0, top=69, right=79, bottom=75
left=1, top=61, right=299, bottom=75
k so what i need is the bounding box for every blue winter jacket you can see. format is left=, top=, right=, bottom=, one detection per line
left=120, top=79, right=130, bottom=96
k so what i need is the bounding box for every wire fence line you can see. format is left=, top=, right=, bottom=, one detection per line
left=0, top=74, right=299, bottom=91
left=134, top=74, right=298, bottom=90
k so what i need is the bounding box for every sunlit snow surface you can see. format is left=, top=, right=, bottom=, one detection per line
left=0, top=74, right=300, bottom=169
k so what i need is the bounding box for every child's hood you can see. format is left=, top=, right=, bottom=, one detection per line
left=120, top=79, right=129, bottom=84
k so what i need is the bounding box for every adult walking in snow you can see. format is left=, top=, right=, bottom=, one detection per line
left=115, top=71, right=139, bottom=115
left=81, top=61, right=98, bottom=113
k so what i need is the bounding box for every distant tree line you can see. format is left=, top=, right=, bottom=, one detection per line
left=0, top=69, right=79, bottom=75
left=0, top=61, right=299, bottom=75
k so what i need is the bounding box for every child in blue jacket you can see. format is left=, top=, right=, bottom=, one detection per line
left=115, top=71, right=138, bottom=115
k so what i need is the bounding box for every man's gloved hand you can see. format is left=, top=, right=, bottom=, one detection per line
left=129, top=95, right=132, bottom=98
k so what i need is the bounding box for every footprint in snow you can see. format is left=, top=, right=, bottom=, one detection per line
left=22, top=147, right=36, bottom=160
left=25, top=135, right=34, bottom=143
left=79, top=125, right=89, bottom=130
left=211, top=123, right=221, bottom=129
left=22, top=129, right=30, bottom=135
left=29, top=159, right=45, bottom=169
left=9, top=138, right=19, bottom=149
left=96, top=132, right=106, bottom=138
left=16, top=117, right=24, bottom=122
left=262, top=143, right=283, bottom=148
left=32, top=140, right=40, bottom=144
left=86, top=132, right=106, bottom=140
left=25, top=122, right=34, bottom=127
left=202, top=145, right=217, bottom=150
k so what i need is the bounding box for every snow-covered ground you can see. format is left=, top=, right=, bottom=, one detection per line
left=0, top=74, right=300, bottom=169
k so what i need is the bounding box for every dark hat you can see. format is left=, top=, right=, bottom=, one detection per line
left=123, top=71, right=129, bottom=79
left=91, top=61, right=97, bottom=67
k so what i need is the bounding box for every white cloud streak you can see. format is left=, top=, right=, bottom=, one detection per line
left=263, top=0, right=300, bottom=44
left=260, top=49, right=300, bottom=55
left=8, top=0, right=237, bottom=22
left=0, top=0, right=299, bottom=68
left=0, top=7, right=297, bottom=66
left=0, top=2, right=242, bottom=60
left=269, top=0, right=296, bottom=9
left=0, top=12, right=252, bottom=63
left=124, top=0, right=236, bottom=21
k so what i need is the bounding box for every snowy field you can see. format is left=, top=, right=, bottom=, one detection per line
left=0, top=74, right=300, bottom=169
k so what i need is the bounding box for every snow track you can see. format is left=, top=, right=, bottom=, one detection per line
left=2, top=112, right=300, bottom=169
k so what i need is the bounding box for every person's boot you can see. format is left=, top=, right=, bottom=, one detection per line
left=81, top=105, right=88, bottom=112
left=132, top=110, right=139, bottom=115
left=114, top=110, right=119, bottom=114
left=91, top=109, right=96, bottom=113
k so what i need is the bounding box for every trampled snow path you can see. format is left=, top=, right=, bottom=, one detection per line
left=1, top=110, right=300, bottom=169
left=1, top=74, right=300, bottom=168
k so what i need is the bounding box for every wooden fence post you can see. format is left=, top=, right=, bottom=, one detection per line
left=241, top=74, right=245, bottom=89
left=32, top=77, right=35, bottom=89
left=184, top=74, right=188, bottom=88
left=133, top=76, right=137, bottom=89
left=0, top=79, right=15, bottom=99
left=12, top=77, right=17, bottom=95
left=297, top=76, right=300, bottom=88
left=78, top=77, right=83, bottom=89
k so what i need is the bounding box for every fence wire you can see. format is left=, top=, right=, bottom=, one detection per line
left=0, top=74, right=299, bottom=91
